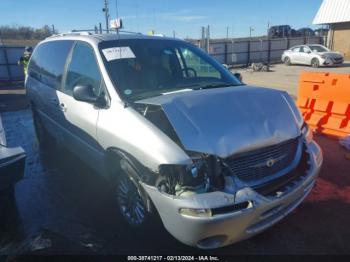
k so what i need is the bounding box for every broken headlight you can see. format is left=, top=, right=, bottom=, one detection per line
left=157, top=160, right=209, bottom=196
left=301, top=122, right=313, bottom=144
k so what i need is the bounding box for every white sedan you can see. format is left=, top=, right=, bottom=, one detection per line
left=281, top=44, right=344, bottom=67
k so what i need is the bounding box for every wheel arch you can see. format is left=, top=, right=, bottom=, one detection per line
left=106, top=147, right=157, bottom=213
left=311, top=57, right=320, bottom=67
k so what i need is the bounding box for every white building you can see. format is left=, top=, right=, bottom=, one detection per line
left=313, top=0, right=350, bottom=59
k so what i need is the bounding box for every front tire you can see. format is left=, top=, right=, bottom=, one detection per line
left=284, top=56, right=291, bottom=66
left=115, top=173, right=148, bottom=227
left=110, top=156, right=158, bottom=229
left=311, top=58, right=320, bottom=68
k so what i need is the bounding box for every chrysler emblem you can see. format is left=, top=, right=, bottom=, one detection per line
left=266, top=158, right=276, bottom=167
left=250, top=154, right=287, bottom=169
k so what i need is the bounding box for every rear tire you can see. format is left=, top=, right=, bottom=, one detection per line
left=284, top=56, right=291, bottom=66
left=311, top=58, right=320, bottom=68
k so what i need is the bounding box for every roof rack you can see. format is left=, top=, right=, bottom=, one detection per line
left=47, top=29, right=143, bottom=39
left=46, top=31, right=93, bottom=39
left=71, top=29, right=142, bottom=34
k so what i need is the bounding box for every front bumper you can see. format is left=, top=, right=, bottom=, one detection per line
left=0, top=146, right=26, bottom=191
left=142, top=141, right=323, bottom=249
left=321, top=57, right=344, bottom=66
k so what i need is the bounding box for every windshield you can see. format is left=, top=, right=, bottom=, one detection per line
left=99, top=39, right=241, bottom=101
left=309, top=45, right=329, bottom=52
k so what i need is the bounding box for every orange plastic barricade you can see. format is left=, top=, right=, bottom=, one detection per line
left=297, top=72, right=350, bottom=138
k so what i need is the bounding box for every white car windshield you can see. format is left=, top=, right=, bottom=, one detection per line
left=309, top=45, right=329, bottom=52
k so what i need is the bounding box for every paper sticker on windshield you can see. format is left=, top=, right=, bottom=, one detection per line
left=102, top=47, right=136, bottom=61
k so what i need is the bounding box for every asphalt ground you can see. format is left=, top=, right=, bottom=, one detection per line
left=235, top=62, right=350, bottom=98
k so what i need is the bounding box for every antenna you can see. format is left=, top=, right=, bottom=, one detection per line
left=115, top=0, right=120, bottom=37
left=102, top=0, right=110, bottom=33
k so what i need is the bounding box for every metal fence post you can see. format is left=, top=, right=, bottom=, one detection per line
left=231, top=39, right=234, bottom=66
left=224, top=42, right=228, bottom=65
left=247, top=40, right=251, bottom=67
left=267, top=38, right=271, bottom=70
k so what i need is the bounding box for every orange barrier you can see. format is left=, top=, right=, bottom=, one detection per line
left=297, top=72, right=350, bottom=138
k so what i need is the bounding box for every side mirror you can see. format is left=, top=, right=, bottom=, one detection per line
left=233, top=72, right=243, bottom=82
left=73, top=85, right=98, bottom=103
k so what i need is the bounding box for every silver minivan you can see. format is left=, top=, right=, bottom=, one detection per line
left=26, top=32, right=323, bottom=249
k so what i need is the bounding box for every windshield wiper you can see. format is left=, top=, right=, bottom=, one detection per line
left=192, top=83, right=234, bottom=90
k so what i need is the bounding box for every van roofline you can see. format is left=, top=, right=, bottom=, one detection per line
left=45, top=31, right=183, bottom=43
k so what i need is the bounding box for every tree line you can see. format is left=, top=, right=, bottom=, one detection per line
left=0, top=25, right=55, bottom=40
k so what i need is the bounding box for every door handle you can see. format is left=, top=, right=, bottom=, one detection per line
left=59, top=103, right=67, bottom=112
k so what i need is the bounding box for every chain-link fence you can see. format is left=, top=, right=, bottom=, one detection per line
left=0, top=45, right=25, bottom=87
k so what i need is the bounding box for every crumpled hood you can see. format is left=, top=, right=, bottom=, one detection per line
left=136, top=86, right=303, bottom=158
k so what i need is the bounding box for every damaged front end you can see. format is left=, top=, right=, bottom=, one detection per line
left=157, top=154, right=228, bottom=197
left=138, top=132, right=322, bottom=248
left=133, top=103, right=233, bottom=198
left=132, top=87, right=309, bottom=200
left=130, top=86, right=322, bottom=248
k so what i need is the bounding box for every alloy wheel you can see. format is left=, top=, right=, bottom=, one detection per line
left=116, top=175, right=146, bottom=227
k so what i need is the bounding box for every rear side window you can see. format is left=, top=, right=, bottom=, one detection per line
left=64, top=42, right=102, bottom=96
left=292, top=47, right=300, bottom=52
left=299, top=46, right=310, bottom=53
left=28, top=40, right=73, bottom=90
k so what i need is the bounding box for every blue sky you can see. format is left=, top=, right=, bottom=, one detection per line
left=0, top=0, right=323, bottom=38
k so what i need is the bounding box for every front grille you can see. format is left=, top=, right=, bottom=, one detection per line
left=225, top=137, right=299, bottom=183
left=253, top=143, right=311, bottom=197
left=333, top=57, right=343, bottom=64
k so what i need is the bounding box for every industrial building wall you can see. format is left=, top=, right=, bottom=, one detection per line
left=331, top=22, right=350, bottom=59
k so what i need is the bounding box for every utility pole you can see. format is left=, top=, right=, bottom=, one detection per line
left=267, top=21, right=271, bottom=71
left=206, top=25, right=210, bottom=53
left=201, top=26, right=205, bottom=49
left=249, top=26, right=254, bottom=38
left=103, top=0, right=110, bottom=33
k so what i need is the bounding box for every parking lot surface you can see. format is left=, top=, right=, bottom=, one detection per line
left=236, top=62, right=350, bottom=98
left=0, top=107, right=350, bottom=255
